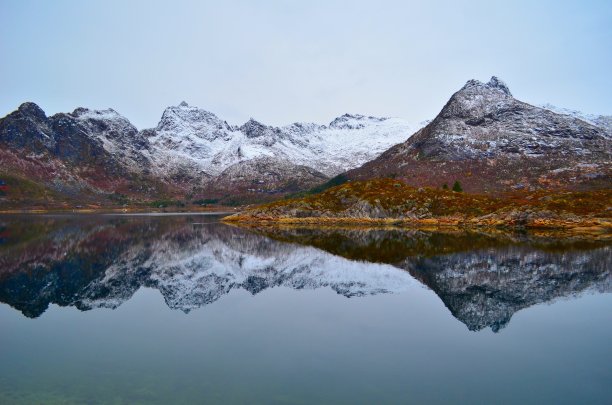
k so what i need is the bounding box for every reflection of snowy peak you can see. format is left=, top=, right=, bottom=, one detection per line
left=0, top=217, right=609, bottom=332
left=241, top=226, right=612, bottom=332
left=406, top=247, right=611, bottom=332
left=0, top=218, right=415, bottom=317
left=80, top=225, right=415, bottom=312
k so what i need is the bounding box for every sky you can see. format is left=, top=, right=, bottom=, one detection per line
left=1, top=0, right=611, bottom=129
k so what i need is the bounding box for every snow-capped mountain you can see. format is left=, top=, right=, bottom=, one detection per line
left=0, top=103, right=165, bottom=200
left=66, top=107, right=150, bottom=171
left=0, top=101, right=417, bottom=204
left=145, top=102, right=416, bottom=179
left=1, top=76, right=611, bottom=205
left=348, top=77, right=612, bottom=193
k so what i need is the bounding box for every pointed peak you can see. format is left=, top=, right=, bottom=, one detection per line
left=461, top=76, right=512, bottom=97
left=245, top=117, right=263, bottom=125
left=17, top=102, right=47, bottom=121
left=155, top=103, right=225, bottom=133
left=240, top=118, right=271, bottom=138
left=69, top=107, right=123, bottom=121
left=487, top=76, right=511, bottom=96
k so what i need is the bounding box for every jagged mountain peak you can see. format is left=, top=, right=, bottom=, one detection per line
left=155, top=103, right=227, bottom=134
left=329, top=113, right=387, bottom=130
left=17, top=102, right=47, bottom=121
left=460, top=76, right=512, bottom=97
left=240, top=118, right=274, bottom=138
left=439, top=76, right=517, bottom=120
left=487, top=76, right=512, bottom=96
left=69, top=107, right=126, bottom=122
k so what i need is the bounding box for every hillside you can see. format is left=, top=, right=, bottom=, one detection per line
left=224, top=178, right=612, bottom=231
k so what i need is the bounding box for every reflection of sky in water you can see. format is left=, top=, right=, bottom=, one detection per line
left=0, top=214, right=610, bottom=404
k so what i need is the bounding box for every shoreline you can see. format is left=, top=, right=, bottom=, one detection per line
left=222, top=215, right=612, bottom=235
left=0, top=208, right=237, bottom=215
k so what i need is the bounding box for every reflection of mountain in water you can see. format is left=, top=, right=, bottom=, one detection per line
left=0, top=216, right=414, bottom=318
left=0, top=216, right=610, bottom=332
left=406, top=248, right=610, bottom=332
left=239, top=227, right=611, bottom=332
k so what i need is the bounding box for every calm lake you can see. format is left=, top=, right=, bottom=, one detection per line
left=0, top=214, right=610, bottom=404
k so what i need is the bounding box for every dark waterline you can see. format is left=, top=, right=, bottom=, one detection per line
left=0, top=214, right=610, bottom=404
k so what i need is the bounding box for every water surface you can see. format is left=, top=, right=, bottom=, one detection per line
left=0, top=214, right=610, bottom=404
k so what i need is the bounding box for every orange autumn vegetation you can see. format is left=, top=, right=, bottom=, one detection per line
left=224, top=178, right=612, bottom=232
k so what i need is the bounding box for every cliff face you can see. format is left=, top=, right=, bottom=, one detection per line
left=0, top=103, right=168, bottom=204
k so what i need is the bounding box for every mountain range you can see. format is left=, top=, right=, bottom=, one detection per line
left=0, top=76, right=610, bottom=208
left=0, top=102, right=416, bottom=206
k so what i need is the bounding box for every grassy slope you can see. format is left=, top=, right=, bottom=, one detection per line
left=224, top=178, right=612, bottom=231
left=0, top=172, right=70, bottom=208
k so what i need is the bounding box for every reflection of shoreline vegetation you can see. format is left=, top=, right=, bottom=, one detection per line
left=234, top=224, right=611, bottom=264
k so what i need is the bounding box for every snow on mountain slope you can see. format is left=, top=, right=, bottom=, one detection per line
left=540, top=103, right=612, bottom=137
left=0, top=101, right=419, bottom=201
left=66, top=107, right=151, bottom=171
left=347, top=77, right=612, bottom=193
left=146, top=103, right=418, bottom=178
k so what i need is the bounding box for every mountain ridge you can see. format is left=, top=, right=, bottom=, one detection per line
left=0, top=101, right=417, bottom=206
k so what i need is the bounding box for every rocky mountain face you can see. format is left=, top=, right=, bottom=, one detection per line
left=0, top=103, right=166, bottom=202
left=0, top=101, right=415, bottom=205
left=541, top=103, right=612, bottom=137
left=348, top=77, right=612, bottom=193
left=0, top=216, right=609, bottom=332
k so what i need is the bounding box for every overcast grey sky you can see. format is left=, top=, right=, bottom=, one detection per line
left=1, top=0, right=610, bottom=129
